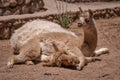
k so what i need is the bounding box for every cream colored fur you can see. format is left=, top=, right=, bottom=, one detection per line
left=7, top=37, right=41, bottom=68
left=8, top=9, right=109, bottom=70
left=43, top=42, right=98, bottom=68
left=10, top=19, right=76, bottom=49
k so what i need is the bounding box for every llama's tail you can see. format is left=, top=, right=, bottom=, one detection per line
left=94, top=48, right=109, bottom=56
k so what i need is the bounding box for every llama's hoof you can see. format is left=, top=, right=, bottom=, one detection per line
left=76, top=66, right=82, bottom=71
left=26, top=61, right=34, bottom=65
left=7, top=62, right=13, bottom=68
left=93, top=58, right=101, bottom=62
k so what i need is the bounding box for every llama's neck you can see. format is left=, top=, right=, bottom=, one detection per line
left=81, top=18, right=98, bottom=57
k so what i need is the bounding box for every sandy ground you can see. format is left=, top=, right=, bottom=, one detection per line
left=0, top=17, right=120, bottom=80
left=0, top=1, right=120, bottom=80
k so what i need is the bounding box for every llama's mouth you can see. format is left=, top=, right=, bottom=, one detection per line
left=77, top=23, right=82, bottom=27
left=78, top=17, right=86, bottom=27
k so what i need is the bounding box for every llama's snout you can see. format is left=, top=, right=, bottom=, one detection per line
left=78, top=17, right=85, bottom=27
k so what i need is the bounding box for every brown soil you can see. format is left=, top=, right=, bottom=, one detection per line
left=0, top=17, right=120, bottom=80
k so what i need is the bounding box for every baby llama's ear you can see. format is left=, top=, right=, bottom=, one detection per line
left=52, top=42, right=59, bottom=52
left=88, top=9, right=93, bottom=18
left=79, top=7, right=83, bottom=13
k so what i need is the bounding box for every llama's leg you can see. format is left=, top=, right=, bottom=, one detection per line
left=7, top=53, right=41, bottom=68
left=65, top=47, right=86, bottom=70
left=42, top=52, right=62, bottom=67
left=85, top=57, right=101, bottom=63
left=41, top=54, right=51, bottom=62
left=42, top=62, right=53, bottom=67
left=94, top=48, right=109, bottom=56
left=42, top=42, right=65, bottom=67
left=76, top=55, right=86, bottom=71
left=7, top=50, right=38, bottom=68
left=50, top=51, right=62, bottom=67
left=7, top=54, right=26, bottom=68
left=7, top=55, right=15, bottom=68
left=25, top=61, right=34, bottom=65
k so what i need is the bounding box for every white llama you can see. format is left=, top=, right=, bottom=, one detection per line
left=7, top=9, right=109, bottom=70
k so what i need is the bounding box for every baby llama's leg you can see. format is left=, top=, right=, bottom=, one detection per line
left=85, top=57, right=101, bottom=63
left=7, top=54, right=29, bottom=68
left=7, top=43, right=41, bottom=68
left=65, top=47, right=86, bottom=70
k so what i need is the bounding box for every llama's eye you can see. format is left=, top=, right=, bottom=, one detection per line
left=68, top=60, right=73, bottom=64
left=85, top=19, right=89, bottom=23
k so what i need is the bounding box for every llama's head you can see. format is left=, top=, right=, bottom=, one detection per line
left=51, top=42, right=79, bottom=67
left=78, top=8, right=94, bottom=27
left=59, top=54, right=79, bottom=67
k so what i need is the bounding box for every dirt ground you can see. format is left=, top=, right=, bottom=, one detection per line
left=0, top=16, right=120, bottom=80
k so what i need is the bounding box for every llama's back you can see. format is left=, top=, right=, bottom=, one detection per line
left=14, top=19, right=76, bottom=35
left=39, top=32, right=81, bottom=47
left=10, top=20, right=77, bottom=48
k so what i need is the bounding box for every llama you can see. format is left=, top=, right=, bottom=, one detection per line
left=43, top=42, right=99, bottom=68
left=7, top=37, right=41, bottom=68
left=10, top=19, right=76, bottom=55
left=42, top=42, right=80, bottom=67
left=8, top=19, right=77, bottom=68
left=8, top=8, right=109, bottom=70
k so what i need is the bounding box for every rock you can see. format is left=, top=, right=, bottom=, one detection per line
left=22, top=5, right=29, bottom=14
left=0, top=22, right=3, bottom=28
left=3, top=2, right=10, bottom=7
left=25, top=0, right=31, bottom=5
left=9, top=0, right=17, bottom=8
left=30, top=2, right=39, bottom=13
left=38, top=0, right=45, bottom=9
left=29, top=2, right=37, bottom=13
left=3, top=10, right=11, bottom=16
left=3, top=27, right=10, bottom=39
left=0, top=0, right=45, bottom=15
left=0, top=9, right=3, bottom=16
left=17, top=0, right=24, bottom=5
left=13, top=9, right=20, bottom=15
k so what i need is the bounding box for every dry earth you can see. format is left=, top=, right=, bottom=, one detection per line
left=0, top=1, right=120, bottom=80
left=0, top=17, right=120, bottom=80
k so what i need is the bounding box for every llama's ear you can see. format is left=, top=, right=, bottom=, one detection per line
left=88, top=9, right=93, bottom=18
left=79, top=7, right=83, bottom=13
left=52, top=42, right=59, bottom=52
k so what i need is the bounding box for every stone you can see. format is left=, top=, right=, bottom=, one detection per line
left=3, top=2, right=10, bottom=7
left=3, top=27, right=10, bottom=39
left=3, top=10, right=11, bottom=16
left=22, top=5, right=29, bottom=14
left=38, top=0, right=45, bottom=9
left=0, top=9, right=3, bottom=16
left=17, top=0, right=24, bottom=5
left=29, top=2, right=37, bottom=13
left=0, top=0, right=45, bottom=16
left=9, top=0, right=17, bottom=8
left=13, top=9, right=20, bottom=15
left=25, top=0, right=31, bottom=5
